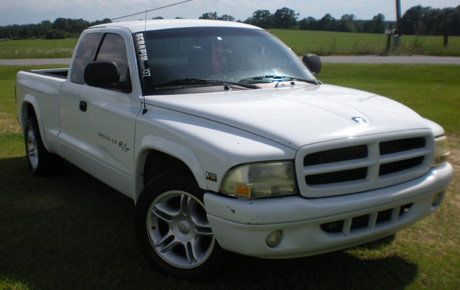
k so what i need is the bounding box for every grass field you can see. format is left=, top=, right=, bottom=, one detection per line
left=1, top=29, right=460, bottom=59
left=319, top=64, right=460, bottom=135
left=270, top=29, right=460, bottom=57
left=0, top=64, right=459, bottom=289
left=0, top=38, right=77, bottom=59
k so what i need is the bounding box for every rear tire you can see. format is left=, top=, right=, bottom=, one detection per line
left=134, top=170, right=227, bottom=280
left=24, top=117, right=62, bottom=176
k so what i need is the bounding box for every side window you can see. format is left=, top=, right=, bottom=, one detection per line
left=71, top=33, right=103, bottom=84
left=95, top=33, right=132, bottom=92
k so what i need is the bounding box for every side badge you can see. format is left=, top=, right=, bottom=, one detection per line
left=352, top=116, right=367, bottom=125
left=206, top=172, right=218, bottom=182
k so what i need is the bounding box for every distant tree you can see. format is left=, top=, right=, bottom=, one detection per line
left=273, top=7, right=298, bottom=29
left=198, top=12, right=234, bottom=21
left=52, top=18, right=69, bottom=32
left=37, top=20, right=53, bottom=37
left=51, top=18, right=91, bottom=37
left=245, top=10, right=273, bottom=28
left=299, top=17, right=318, bottom=30
left=46, top=29, right=66, bottom=39
left=363, top=13, right=385, bottom=33
left=0, top=17, right=110, bottom=39
left=91, top=18, right=112, bottom=26
left=400, top=5, right=460, bottom=36
left=401, top=5, right=430, bottom=35
left=318, top=13, right=336, bottom=31
left=2, top=5, right=460, bottom=40
left=374, top=13, right=386, bottom=33
left=218, top=14, right=235, bottom=22
left=337, top=14, right=357, bottom=32
left=199, top=12, right=218, bottom=20
left=451, top=6, right=460, bottom=35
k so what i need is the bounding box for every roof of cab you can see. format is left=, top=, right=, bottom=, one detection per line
left=89, top=19, right=262, bottom=33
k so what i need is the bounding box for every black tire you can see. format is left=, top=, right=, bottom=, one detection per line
left=134, top=170, right=227, bottom=280
left=24, top=117, right=62, bottom=176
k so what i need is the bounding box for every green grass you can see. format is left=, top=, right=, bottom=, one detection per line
left=0, top=38, right=77, bottom=59
left=0, top=65, right=459, bottom=289
left=269, top=29, right=460, bottom=56
left=1, top=30, right=460, bottom=59
left=319, top=64, right=460, bottom=135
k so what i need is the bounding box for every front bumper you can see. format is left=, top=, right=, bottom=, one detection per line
left=204, top=163, right=453, bottom=258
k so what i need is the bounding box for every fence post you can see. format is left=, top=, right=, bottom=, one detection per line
left=385, top=26, right=392, bottom=54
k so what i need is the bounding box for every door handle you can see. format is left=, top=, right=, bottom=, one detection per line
left=79, top=101, right=87, bottom=112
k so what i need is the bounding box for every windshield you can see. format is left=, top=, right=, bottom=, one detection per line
left=134, top=27, right=317, bottom=94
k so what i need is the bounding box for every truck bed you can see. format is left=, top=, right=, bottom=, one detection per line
left=25, top=68, right=69, bottom=79
left=16, top=68, right=69, bottom=155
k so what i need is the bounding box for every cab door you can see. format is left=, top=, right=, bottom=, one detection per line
left=60, top=32, right=103, bottom=155
left=60, top=32, right=141, bottom=196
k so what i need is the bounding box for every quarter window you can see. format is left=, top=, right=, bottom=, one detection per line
left=71, top=32, right=132, bottom=92
left=95, top=33, right=131, bottom=91
left=71, top=33, right=103, bottom=84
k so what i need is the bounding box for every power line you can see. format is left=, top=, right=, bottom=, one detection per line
left=111, top=0, right=193, bottom=21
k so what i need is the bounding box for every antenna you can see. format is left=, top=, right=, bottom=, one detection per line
left=111, top=0, right=193, bottom=22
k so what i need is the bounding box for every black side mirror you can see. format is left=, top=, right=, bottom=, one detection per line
left=84, top=62, right=120, bottom=88
left=302, top=54, right=322, bottom=75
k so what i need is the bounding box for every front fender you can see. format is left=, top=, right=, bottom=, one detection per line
left=134, top=135, right=207, bottom=202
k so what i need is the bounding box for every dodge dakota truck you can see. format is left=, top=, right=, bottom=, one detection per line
left=16, top=19, right=453, bottom=280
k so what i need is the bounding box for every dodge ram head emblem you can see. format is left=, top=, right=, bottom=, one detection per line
left=352, top=116, right=367, bottom=124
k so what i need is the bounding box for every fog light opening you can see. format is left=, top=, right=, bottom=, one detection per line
left=266, top=230, right=282, bottom=248
left=432, top=192, right=444, bottom=207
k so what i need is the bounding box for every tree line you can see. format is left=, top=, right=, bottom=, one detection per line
left=1, top=5, right=459, bottom=40
left=242, top=8, right=387, bottom=33
left=0, top=18, right=111, bottom=40
left=401, top=5, right=460, bottom=36
left=242, top=5, right=460, bottom=35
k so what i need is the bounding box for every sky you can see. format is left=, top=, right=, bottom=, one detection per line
left=0, top=0, right=459, bottom=26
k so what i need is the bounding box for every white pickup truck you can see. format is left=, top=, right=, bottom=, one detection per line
left=16, top=20, right=453, bottom=280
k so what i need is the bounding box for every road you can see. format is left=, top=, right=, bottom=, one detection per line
left=1, top=55, right=460, bottom=66
left=321, top=55, right=460, bottom=65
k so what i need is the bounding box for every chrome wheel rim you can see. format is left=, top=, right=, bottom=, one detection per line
left=26, top=126, right=39, bottom=170
left=146, top=190, right=215, bottom=269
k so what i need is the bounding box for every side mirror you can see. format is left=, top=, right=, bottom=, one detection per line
left=302, top=54, right=322, bottom=75
left=84, top=62, right=120, bottom=88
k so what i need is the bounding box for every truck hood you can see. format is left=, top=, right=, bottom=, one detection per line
left=146, top=84, right=430, bottom=149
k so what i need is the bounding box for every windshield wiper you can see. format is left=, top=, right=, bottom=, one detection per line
left=240, top=75, right=318, bottom=85
left=153, top=78, right=259, bottom=90
left=153, top=78, right=218, bottom=90
left=286, top=76, right=319, bottom=85
left=222, top=80, right=260, bottom=89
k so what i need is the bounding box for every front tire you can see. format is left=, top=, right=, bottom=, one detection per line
left=134, top=170, right=226, bottom=280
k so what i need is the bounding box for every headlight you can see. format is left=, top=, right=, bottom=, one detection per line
left=433, top=135, right=449, bottom=167
left=220, top=161, right=298, bottom=199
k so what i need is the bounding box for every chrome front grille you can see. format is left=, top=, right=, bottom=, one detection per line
left=296, top=132, right=434, bottom=198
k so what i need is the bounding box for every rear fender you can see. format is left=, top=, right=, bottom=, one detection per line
left=20, top=95, right=52, bottom=152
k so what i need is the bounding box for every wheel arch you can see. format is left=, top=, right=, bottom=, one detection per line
left=20, top=97, right=51, bottom=151
left=134, top=136, right=208, bottom=203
